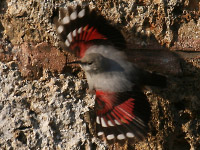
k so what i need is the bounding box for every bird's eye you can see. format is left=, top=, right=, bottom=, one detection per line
left=88, top=61, right=93, bottom=65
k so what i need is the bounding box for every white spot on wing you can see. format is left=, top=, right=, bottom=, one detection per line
left=101, top=117, right=107, bottom=127
left=126, top=132, right=134, bottom=138
left=62, top=16, right=70, bottom=24
left=78, top=9, right=85, bottom=18
left=67, top=33, right=72, bottom=42
left=72, top=29, right=76, bottom=37
left=107, top=120, right=114, bottom=126
left=117, top=134, right=125, bottom=140
left=97, top=132, right=104, bottom=136
left=78, top=27, right=82, bottom=34
left=96, top=116, right=100, bottom=124
left=70, top=11, right=77, bottom=20
left=65, top=39, right=70, bottom=47
left=57, top=25, right=64, bottom=33
left=114, top=119, right=121, bottom=125
left=107, top=134, right=115, bottom=140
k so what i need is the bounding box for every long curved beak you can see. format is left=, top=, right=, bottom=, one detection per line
left=67, top=61, right=82, bottom=65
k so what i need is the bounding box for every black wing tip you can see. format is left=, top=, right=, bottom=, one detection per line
left=149, top=73, right=167, bottom=88
left=91, top=9, right=127, bottom=49
left=141, top=70, right=167, bottom=88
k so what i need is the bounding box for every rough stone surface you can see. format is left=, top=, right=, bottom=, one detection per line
left=0, top=0, right=200, bottom=150
left=0, top=61, right=102, bottom=150
left=15, top=42, right=66, bottom=80
left=0, top=39, right=13, bottom=62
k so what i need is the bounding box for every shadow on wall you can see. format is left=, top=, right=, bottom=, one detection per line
left=125, top=33, right=200, bottom=149
left=0, top=22, right=4, bottom=38
left=154, top=53, right=200, bottom=150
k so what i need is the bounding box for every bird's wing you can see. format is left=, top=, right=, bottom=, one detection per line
left=54, top=5, right=126, bottom=58
left=95, top=88, right=151, bottom=144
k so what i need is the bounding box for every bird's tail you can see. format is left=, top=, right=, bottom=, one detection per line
left=141, top=71, right=167, bottom=88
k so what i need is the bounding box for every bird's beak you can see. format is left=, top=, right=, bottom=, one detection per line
left=67, top=61, right=82, bottom=65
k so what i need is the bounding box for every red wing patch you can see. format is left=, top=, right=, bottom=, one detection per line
left=54, top=5, right=126, bottom=58
left=95, top=90, right=151, bottom=144
left=69, top=25, right=107, bottom=58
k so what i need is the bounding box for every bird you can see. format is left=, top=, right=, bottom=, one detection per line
left=54, top=5, right=166, bottom=145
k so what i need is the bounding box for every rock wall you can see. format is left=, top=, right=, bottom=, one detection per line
left=0, top=0, right=200, bottom=149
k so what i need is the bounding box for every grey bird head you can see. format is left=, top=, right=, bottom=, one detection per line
left=80, top=53, right=109, bottom=73
left=67, top=52, right=126, bottom=75
left=68, top=53, right=109, bottom=74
